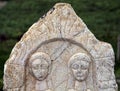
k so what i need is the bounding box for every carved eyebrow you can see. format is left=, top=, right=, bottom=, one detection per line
left=32, top=64, right=39, bottom=69
left=72, top=63, right=79, bottom=66
left=81, top=64, right=88, bottom=68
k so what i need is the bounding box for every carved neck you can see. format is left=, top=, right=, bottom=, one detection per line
left=36, top=80, right=48, bottom=91
left=75, top=80, right=87, bottom=91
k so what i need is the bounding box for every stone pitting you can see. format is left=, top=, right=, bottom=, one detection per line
left=3, top=3, right=118, bottom=91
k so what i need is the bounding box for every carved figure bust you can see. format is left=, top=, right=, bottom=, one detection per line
left=69, top=53, right=91, bottom=81
left=28, top=52, right=52, bottom=91
left=3, top=3, right=118, bottom=91
left=68, top=53, right=91, bottom=91
left=29, top=52, right=51, bottom=81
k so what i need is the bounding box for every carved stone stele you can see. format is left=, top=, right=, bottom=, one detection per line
left=3, top=3, right=118, bottom=91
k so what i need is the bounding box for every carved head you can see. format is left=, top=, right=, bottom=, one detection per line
left=68, top=53, right=91, bottom=81
left=29, top=52, right=51, bottom=81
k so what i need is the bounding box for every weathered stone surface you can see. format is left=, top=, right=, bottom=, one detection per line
left=3, top=3, right=118, bottom=91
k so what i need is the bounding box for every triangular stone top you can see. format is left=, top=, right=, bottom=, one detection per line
left=3, top=3, right=118, bottom=91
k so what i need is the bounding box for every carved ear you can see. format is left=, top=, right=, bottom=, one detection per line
left=48, top=60, right=54, bottom=74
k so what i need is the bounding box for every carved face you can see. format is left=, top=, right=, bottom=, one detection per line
left=71, top=60, right=90, bottom=81
left=31, top=59, right=49, bottom=81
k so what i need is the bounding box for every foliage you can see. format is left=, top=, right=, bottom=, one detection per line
left=0, top=0, right=120, bottom=90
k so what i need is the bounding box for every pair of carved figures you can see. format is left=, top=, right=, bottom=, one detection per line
left=28, top=52, right=91, bottom=91
left=3, top=3, right=118, bottom=91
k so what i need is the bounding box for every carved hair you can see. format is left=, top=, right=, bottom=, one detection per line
left=68, top=53, right=91, bottom=68
left=29, top=52, right=51, bottom=66
left=28, top=52, right=52, bottom=76
left=67, top=53, right=93, bottom=89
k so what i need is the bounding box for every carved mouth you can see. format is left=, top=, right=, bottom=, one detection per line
left=39, top=75, right=43, bottom=78
left=76, top=73, right=83, bottom=77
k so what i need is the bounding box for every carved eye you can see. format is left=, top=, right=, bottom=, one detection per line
left=32, top=65, right=39, bottom=70
left=81, top=65, right=88, bottom=70
left=72, top=64, right=79, bottom=69
left=41, top=64, right=48, bottom=69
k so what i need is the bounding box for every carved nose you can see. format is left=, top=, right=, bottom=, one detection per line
left=77, top=71, right=82, bottom=77
left=38, top=71, right=43, bottom=76
left=78, top=68, right=81, bottom=72
left=37, top=69, right=43, bottom=74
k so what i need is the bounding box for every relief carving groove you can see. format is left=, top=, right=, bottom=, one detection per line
left=3, top=3, right=118, bottom=91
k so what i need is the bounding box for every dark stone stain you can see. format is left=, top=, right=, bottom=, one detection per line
left=41, top=13, right=47, bottom=19
left=49, top=7, right=55, bottom=14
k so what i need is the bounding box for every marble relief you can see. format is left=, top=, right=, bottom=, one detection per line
left=68, top=53, right=92, bottom=91
left=3, top=3, right=118, bottom=91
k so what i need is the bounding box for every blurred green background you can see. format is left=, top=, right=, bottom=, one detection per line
left=0, top=0, right=120, bottom=90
